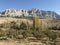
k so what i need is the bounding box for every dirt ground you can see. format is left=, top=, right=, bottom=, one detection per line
left=0, top=41, right=46, bottom=45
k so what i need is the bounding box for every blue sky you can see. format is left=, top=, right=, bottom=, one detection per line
left=0, top=0, right=60, bottom=14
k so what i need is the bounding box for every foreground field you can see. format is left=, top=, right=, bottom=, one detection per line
left=0, top=41, right=46, bottom=45
left=0, top=17, right=60, bottom=45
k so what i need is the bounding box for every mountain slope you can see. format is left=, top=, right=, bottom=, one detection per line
left=0, top=8, right=60, bottom=19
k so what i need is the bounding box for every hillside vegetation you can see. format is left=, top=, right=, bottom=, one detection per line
left=0, top=17, right=60, bottom=45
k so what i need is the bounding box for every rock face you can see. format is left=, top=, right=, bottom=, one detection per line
left=0, top=8, right=60, bottom=19
left=0, top=9, right=28, bottom=17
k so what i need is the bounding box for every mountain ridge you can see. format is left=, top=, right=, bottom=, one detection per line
left=0, top=8, right=60, bottom=19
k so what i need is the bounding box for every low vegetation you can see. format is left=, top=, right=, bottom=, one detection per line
left=0, top=17, right=59, bottom=45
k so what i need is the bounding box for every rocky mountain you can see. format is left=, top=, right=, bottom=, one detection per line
left=0, top=8, right=60, bottom=19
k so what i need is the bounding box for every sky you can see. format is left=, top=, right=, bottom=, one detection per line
left=0, top=0, right=60, bottom=14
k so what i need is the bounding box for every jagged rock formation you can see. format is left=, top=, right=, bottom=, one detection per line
left=0, top=8, right=60, bottom=19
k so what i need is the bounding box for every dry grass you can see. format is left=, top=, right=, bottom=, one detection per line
left=0, top=17, right=33, bottom=25
left=0, top=41, right=46, bottom=45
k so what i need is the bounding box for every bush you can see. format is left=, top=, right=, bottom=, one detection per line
left=32, top=29, right=46, bottom=39
left=6, top=29, right=18, bottom=38
left=44, top=30, right=57, bottom=41
left=20, top=22, right=27, bottom=30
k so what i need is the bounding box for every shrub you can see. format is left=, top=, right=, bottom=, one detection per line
left=44, top=30, right=57, bottom=41
left=20, top=22, right=27, bottom=30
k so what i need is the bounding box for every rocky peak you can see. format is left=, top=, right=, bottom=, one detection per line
left=0, top=8, right=60, bottom=19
